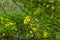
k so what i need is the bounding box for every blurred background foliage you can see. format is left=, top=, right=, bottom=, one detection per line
left=0, top=0, right=60, bottom=40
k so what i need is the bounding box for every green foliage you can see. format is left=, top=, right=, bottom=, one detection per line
left=0, top=0, right=60, bottom=40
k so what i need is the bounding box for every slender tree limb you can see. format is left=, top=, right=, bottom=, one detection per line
left=12, top=0, right=28, bottom=14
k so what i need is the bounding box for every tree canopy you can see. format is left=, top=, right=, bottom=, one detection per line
left=0, top=0, right=60, bottom=40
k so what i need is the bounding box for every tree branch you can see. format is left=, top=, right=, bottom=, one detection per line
left=12, top=0, right=28, bottom=14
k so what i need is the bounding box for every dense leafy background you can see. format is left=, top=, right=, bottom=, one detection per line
left=0, top=0, right=60, bottom=40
